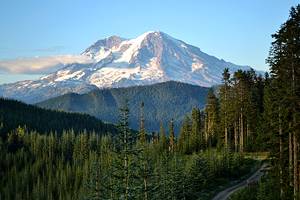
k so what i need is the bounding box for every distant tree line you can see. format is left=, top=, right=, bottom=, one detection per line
left=0, top=98, right=118, bottom=137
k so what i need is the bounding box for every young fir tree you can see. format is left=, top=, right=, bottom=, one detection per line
left=138, top=102, right=147, bottom=145
left=136, top=101, right=157, bottom=200
left=84, top=158, right=104, bottom=200
left=178, top=115, right=191, bottom=154
left=137, top=147, right=154, bottom=200
left=159, top=121, right=168, bottom=152
left=111, top=101, right=140, bottom=199
left=168, top=119, right=175, bottom=153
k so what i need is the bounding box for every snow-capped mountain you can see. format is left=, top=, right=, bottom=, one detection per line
left=0, top=31, right=252, bottom=103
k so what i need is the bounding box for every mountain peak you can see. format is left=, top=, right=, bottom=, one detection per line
left=82, top=35, right=124, bottom=58
left=142, top=30, right=166, bottom=36
left=0, top=31, right=252, bottom=103
left=137, top=30, right=173, bottom=42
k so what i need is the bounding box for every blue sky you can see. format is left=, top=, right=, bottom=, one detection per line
left=0, top=0, right=298, bottom=83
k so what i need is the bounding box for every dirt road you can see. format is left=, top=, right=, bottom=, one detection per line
left=211, top=163, right=268, bottom=200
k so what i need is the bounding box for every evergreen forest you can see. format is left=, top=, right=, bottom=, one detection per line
left=0, top=4, right=300, bottom=200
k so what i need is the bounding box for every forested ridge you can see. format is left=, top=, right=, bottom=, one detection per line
left=36, top=81, right=209, bottom=132
left=0, top=98, right=118, bottom=136
left=1, top=4, right=300, bottom=200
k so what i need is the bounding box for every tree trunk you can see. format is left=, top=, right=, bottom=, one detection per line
left=205, top=115, right=208, bottom=147
left=279, top=109, right=284, bottom=198
left=290, top=123, right=294, bottom=187
left=224, top=86, right=228, bottom=150
left=291, top=53, right=298, bottom=199
left=239, top=110, right=244, bottom=153
left=234, top=121, right=238, bottom=152
left=293, top=129, right=298, bottom=199
left=124, top=124, right=129, bottom=200
left=143, top=161, right=148, bottom=200
left=144, top=177, right=148, bottom=200
left=246, top=122, right=250, bottom=149
left=225, top=125, right=228, bottom=150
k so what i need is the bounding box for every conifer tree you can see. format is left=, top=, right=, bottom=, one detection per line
left=204, top=89, right=219, bottom=148
left=191, top=108, right=202, bottom=152
left=111, top=101, right=140, bottom=199
left=232, top=70, right=253, bottom=152
left=139, top=102, right=147, bottom=144
left=178, top=115, right=191, bottom=154
left=219, top=68, right=231, bottom=150
left=159, top=122, right=167, bottom=151
left=169, top=119, right=175, bottom=152
left=84, top=159, right=104, bottom=200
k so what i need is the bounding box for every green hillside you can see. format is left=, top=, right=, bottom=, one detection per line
left=0, top=98, right=118, bottom=136
left=37, top=81, right=209, bottom=132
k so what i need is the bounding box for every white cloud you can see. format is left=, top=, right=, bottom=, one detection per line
left=0, top=55, right=94, bottom=74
